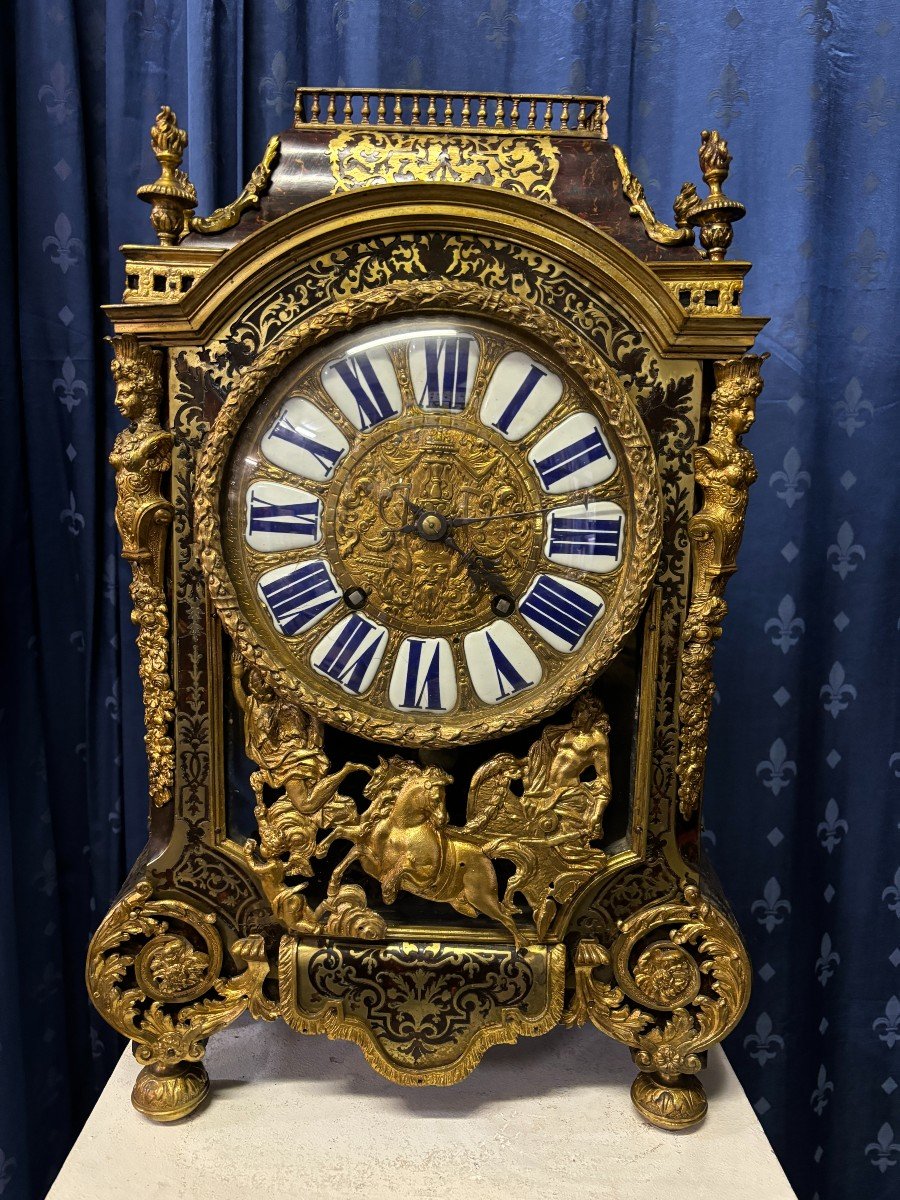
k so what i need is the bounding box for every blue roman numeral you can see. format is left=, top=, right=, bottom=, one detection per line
left=548, top=513, right=622, bottom=558
left=519, top=576, right=601, bottom=650
left=332, top=353, right=395, bottom=429
left=259, top=562, right=339, bottom=635
left=533, top=428, right=610, bottom=489
left=270, top=413, right=343, bottom=473
left=249, top=496, right=320, bottom=539
left=490, top=363, right=548, bottom=435
left=420, top=337, right=471, bottom=410
left=485, top=631, right=532, bottom=701
left=400, top=639, right=444, bottom=710
left=313, top=615, right=386, bottom=694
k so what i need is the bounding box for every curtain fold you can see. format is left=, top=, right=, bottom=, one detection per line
left=1, top=3, right=897, bottom=1198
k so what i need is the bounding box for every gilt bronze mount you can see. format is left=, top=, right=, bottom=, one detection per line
left=89, top=88, right=766, bottom=1130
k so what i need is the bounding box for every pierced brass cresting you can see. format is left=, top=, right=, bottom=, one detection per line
left=296, top=87, right=609, bottom=138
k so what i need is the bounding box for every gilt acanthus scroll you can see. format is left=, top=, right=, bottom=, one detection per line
left=109, top=335, right=175, bottom=808
left=189, top=135, right=281, bottom=235
left=564, top=880, right=751, bottom=1128
left=85, top=881, right=274, bottom=1119
left=678, top=354, right=768, bottom=818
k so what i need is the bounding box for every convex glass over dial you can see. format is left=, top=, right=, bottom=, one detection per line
left=217, top=314, right=658, bottom=745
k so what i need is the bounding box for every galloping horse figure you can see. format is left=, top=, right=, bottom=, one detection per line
left=318, top=757, right=522, bottom=947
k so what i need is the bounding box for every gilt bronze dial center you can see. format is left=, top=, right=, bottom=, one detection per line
left=417, top=512, right=447, bottom=540
left=327, top=415, right=542, bottom=636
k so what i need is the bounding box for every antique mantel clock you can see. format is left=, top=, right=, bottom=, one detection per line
left=88, top=88, right=768, bottom=1130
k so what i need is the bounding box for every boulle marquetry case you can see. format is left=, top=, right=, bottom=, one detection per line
left=87, top=88, right=768, bottom=1129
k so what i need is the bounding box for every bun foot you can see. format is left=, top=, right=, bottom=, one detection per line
left=630, top=1069, right=707, bottom=1130
left=131, top=1059, right=210, bottom=1122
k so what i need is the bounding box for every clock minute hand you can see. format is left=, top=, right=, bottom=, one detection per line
left=446, top=506, right=556, bottom=528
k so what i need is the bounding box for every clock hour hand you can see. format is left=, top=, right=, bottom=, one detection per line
left=445, top=534, right=505, bottom=590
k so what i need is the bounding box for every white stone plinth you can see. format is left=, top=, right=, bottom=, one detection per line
left=48, top=1017, right=794, bottom=1199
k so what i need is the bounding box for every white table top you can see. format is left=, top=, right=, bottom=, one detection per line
left=48, top=1016, right=794, bottom=1200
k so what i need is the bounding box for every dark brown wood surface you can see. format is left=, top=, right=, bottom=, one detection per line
left=183, top=127, right=700, bottom=264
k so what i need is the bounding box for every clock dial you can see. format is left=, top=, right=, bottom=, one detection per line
left=215, top=313, right=658, bottom=745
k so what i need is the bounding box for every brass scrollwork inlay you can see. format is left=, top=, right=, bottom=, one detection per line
left=278, top=938, right=566, bottom=1086
left=329, top=129, right=560, bottom=201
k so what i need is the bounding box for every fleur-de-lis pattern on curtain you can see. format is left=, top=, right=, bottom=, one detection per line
left=0, top=4, right=897, bottom=1199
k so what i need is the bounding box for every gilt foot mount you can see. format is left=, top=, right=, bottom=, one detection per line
left=631, top=1069, right=708, bottom=1130
left=131, top=1058, right=210, bottom=1123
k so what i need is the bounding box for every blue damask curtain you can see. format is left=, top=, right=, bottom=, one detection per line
left=1, top=3, right=897, bottom=1198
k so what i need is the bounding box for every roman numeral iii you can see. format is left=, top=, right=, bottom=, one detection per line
left=544, top=501, right=625, bottom=573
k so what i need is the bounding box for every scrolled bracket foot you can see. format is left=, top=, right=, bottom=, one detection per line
left=631, top=1069, right=707, bottom=1130
left=131, top=1057, right=210, bottom=1123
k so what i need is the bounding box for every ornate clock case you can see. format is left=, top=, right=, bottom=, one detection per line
left=88, top=89, right=768, bottom=1130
